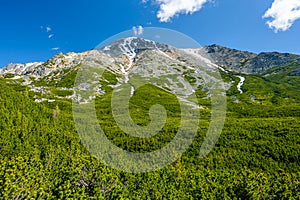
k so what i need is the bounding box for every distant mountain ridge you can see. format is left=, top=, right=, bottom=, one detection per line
left=1, top=39, right=300, bottom=80
left=203, top=44, right=300, bottom=74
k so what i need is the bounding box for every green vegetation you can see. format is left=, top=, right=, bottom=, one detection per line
left=3, top=73, right=16, bottom=79
left=52, top=88, right=73, bottom=97
left=0, top=63, right=299, bottom=199
left=183, top=69, right=197, bottom=86
left=33, top=66, right=80, bottom=88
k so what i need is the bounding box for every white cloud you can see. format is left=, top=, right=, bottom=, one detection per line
left=132, top=26, right=144, bottom=36
left=263, top=0, right=300, bottom=32
left=51, top=47, right=60, bottom=51
left=48, top=34, right=54, bottom=39
left=154, top=0, right=208, bottom=22
left=46, top=26, right=52, bottom=32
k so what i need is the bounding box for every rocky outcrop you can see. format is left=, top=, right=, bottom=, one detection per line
left=202, top=44, right=300, bottom=74
left=202, top=44, right=256, bottom=72
left=243, top=52, right=300, bottom=74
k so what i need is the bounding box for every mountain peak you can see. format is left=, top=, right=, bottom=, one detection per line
left=1, top=40, right=300, bottom=82
left=100, top=37, right=169, bottom=57
left=99, top=37, right=172, bottom=74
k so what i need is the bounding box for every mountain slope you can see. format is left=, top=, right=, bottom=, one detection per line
left=2, top=41, right=300, bottom=79
left=202, top=44, right=300, bottom=74
left=0, top=38, right=299, bottom=199
left=0, top=38, right=227, bottom=105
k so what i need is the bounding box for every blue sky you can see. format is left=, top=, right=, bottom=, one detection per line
left=1, top=0, right=300, bottom=67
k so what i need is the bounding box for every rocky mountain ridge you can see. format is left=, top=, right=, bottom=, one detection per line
left=203, top=44, right=300, bottom=74
left=1, top=41, right=299, bottom=79
left=0, top=38, right=228, bottom=105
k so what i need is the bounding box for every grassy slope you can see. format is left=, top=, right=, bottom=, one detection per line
left=0, top=64, right=299, bottom=199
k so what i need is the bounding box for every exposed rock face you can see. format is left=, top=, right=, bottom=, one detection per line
left=1, top=38, right=299, bottom=106
left=0, top=38, right=228, bottom=105
left=202, top=44, right=257, bottom=72
left=101, top=37, right=170, bottom=58
left=243, top=52, right=300, bottom=74
left=1, top=42, right=300, bottom=79
left=0, top=62, right=44, bottom=76
left=202, top=44, right=300, bottom=74
left=0, top=52, right=91, bottom=80
left=291, top=69, right=300, bottom=76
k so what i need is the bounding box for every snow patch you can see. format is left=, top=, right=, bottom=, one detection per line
left=236, top=76, right=245, bottom=94
left=130, top=85, right=135, bottom=97
left=34, top=98, right=56, bottom=103
left=119, top=38, right=137, bottom=71
left=10, top=75, right=23, bottom=80
left=103, top=46, right=111, bottom=51
left=118, top=38, right=139, bottom=83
